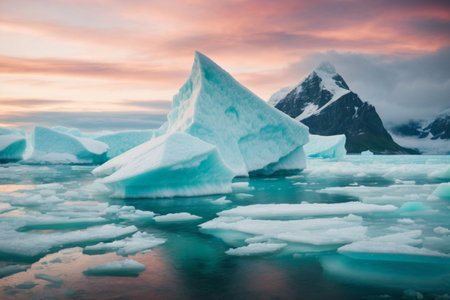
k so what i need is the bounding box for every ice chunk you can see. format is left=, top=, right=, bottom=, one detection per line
left=0, top=224, right=137, bottom=258
left=0, top=134, right=26, bottom=162
left=231, top=182, right=254, bottom=192
left=93, top=132, right=234, bottom=198
left=211, top=196, right=231, bottom=205
left=157, top=51, right=309, bottom=176
left=361, top=150, right=374, bottom=156
left=225, top=243, right=287, bottom=256
left=27, top=126, right=108, bottom=164
left=304, top=134, right=346, bottom=159
left=218, top=202, right=396, bottom=219
left=95, top=130, right=153, bottom=159
left=83, top=259, right=146, bottom=277
left=432, top=182, right=450, bottom=199
left=154, top=212, right=202, bottom=222
left=200, top=215, right=366, bottom=246
left=84, top=232, right=165, bottom=256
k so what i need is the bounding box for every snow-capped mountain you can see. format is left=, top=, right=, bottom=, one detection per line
left=270, top=62, right=417, bottom=154
left=393, top=110, right=450, bottom=140
left=390, top=110, right=450, bottom=154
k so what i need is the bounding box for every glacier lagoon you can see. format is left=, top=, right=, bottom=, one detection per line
left=0, top=155, right=449, bottom=299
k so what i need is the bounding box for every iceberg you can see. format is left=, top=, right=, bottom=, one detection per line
left=93, top=132, right=234, bottom=198
left=156, top=51, right=309, bottom=176
left=95, top=130, right=154, bottom=159
left=0, top=134, right=26, bottom=162
left=28, top=126, right=108, bottom=164
left=304, top=134, right=346, bottom=159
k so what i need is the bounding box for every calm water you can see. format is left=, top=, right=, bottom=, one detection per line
left=0, top=155, right=449, bottom=299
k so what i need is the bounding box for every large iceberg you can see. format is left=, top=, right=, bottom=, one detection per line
left=28, top=126, right=108, bottom=164
left=304, top=134, right=346, bottom=159
left=0, top=132, right=26, bottom=162
left=95, top=130, right=154, bottom=159
left=93, top=132, right=234, bottom=198
left=156, top=51, right=309, bottom=176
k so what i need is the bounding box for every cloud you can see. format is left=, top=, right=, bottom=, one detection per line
left=285, top=47, right=450, bottom=126
left=0, top=55, right=186, bottom=84
left=1, top=111, right=167, bottom=131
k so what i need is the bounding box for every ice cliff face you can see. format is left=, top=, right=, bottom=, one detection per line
left=270, top=62, right=416, bottom=154
left=0, top=129, right=26, bottom=162
left=161, top=51, right=309, bottom=176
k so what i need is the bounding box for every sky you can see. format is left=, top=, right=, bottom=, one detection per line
left=1, top=0, right=449, bottom=131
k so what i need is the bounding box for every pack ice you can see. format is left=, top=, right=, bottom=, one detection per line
left=304, top=134, right=346, bottom=159
left=93, top=52, right=309, bottom=197
left=0, top=128, right=26, bottom=162
left=28, top=126, right=108, bottom=164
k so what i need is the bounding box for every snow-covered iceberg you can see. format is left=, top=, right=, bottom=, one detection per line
left=95, top=130, right=154, bottom=159
left=156, top=51, right=309, bottom=176
left=28, top=126, right=108, bottom=164
left=93, top=132, right=234, bottom=198
left=0, top=134, right=26, bottom=162
left=304, top=134, right=346, bottom=159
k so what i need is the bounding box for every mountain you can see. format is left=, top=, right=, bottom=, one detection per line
left=270, top=62, right=418, bottom=154
left=393, top=111, right=450, bottom=140
left=390, top=110, right=450, bottom=154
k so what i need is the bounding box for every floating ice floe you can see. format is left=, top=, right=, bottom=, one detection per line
left=154, top=212, right=202, bottom=222
left=218, top=202, right=396, bottom=219
left=154, top=51, right=309, bottom=176
left=338, top=230, right=449, bottom=262
left=0, top=224, right=137, bottom=258
left=226, top=243, right=287, bottom=256
left=95, top=130, right=154, bottom=159
left=200, top=214, right=367, bottom=248
left=319, top=184, right=437, bottom=204
left=27, top=126, right=108, bottom=164
left=83, top=259, right=146, bottom=277
left=0, top=134, right=26, bottom=163
left=93, top=132, right=234, bottom=198
left=84, top=232, right=165, bottom=256
left=305, top=156, right=450, bottom=180
left=304, top=134, right=346, bottom=159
